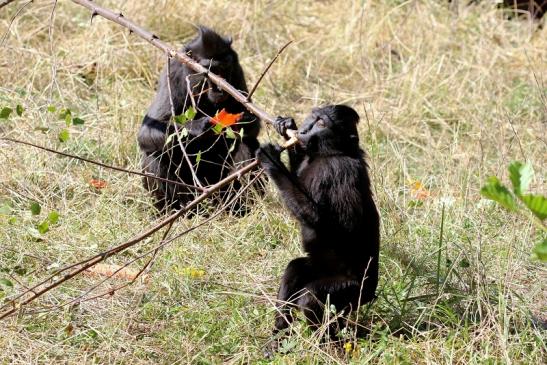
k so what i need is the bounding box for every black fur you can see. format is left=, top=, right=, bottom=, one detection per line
left=257, top=105, right=380, bottom=338
left=137, top=26, right=261, bottom=212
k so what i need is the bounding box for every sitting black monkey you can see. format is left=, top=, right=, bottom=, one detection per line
left=257, top=105, right=380, bottom=340
left=137, top=26, right=261, bottom=212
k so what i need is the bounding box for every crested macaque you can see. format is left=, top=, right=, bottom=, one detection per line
left=257, top=105, right=380, bottom=340
left=137, top=26, right=261, bottom=213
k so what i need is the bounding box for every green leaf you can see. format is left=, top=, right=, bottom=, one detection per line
left=0, top=278, right=13, bottom=288
left=532, top=237, right=547, bottom=262
left=165, top=133, right=175, bottom=146
left=30, top=201, right=41, bottom=215
left=178, top=127, right=188, bottom=139
left=47, top=105, right=57, bottom=113
left=35, top=126, right=49, bottom=132
left=72, top=117, right=85, bottom=125
left=37, top=220, right=49, bottom=234
left=184, top=106, right=196, bottom=121
left=0, top=107, right=13, bottom=119
left=239, top=127, right=244, bottom=140
left=16, top=104, right=24, bottom=116
left=58, top=129, right=69, bottom=142
left=58, top=108, right=71, bottom=120
left=480, top=176, right=518, bottom=211
left=47, top=211, right=60, bottom=224
left=13, top=266, right=26, bottom=276
left=459, top=258, right=470, bottom=268
left=520, top=194, right=547, bottom=220
left=212, top=123, right=223, bottom=134
left=508, top=161, right=533, bottom=196
left=65, top=113, right=72, bottom=126
left=196, top=151, right=202, bottom=163
left=225, top=127, right=236, bottom=139
left=174, top=114, right=187, bottom=125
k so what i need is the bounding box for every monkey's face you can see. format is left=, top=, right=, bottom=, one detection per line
left=198, top=57, right=234, bottom=105
left=298, top=105, right=360, bottom=155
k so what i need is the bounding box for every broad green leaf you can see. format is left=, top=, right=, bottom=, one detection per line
left=37, top=220, right=49, bottom=234
left=47, top=105, right=57, bottom=113
left=30, top=201, right=41, bottom=215
left=58, top=129, right=69, bottom=142
left=174, top=114, right=187, bottom=125
left=72, top=117, right=84, bottom=125
left=480, top=176, right=518, bottom=211
left=0, top=107, right=12, bottom=119
left=212, top=123, right=223, bottom=134
left=225, top=127, right=236, bottom=139
left=48, top=211, right=60, bottom=224
left=0, top=278, right=13, bottom=288
left=508, top=161, right=533, bottom=196
left=532, top=237, right=547, bottom=262
left=184, top=107, right=196, bottom=121
left=520, top=194, right=547, bottom=220
left=16, top=104, right=24, bottom=116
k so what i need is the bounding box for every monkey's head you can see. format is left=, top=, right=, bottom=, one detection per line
left=298, top=105, right=361, bottom=156
left=186, top=26, right=239, bottom=104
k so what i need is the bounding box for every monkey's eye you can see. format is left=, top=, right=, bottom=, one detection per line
left=316, top=119, right=326, bottom=128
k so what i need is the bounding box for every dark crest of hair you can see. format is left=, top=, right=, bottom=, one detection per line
left=186, top=26, right=233, bottom=59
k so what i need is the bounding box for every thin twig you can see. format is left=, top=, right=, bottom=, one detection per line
left=0, top=0, right=18, bottom=10
left=0, top=159, right=260, bottom=320
left=0, top=0, right=33, bottom=46
left=165, top=56, right=203, bottom=188
left=248, top=40, right=293, bottom=100
left=71, top=0, right=276, bottom=124
left=0, top=137, right=204, bottom=191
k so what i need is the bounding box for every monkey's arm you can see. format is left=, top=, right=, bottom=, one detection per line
left=257, top=144, right=320, bottom=226
left=145, top=59, right=187, bottom=122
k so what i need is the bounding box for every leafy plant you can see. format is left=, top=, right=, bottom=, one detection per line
left=480, top=161, right=546, bottom=262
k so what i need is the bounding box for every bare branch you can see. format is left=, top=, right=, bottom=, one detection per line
left=0, top=159, right=260, bottom=320
left=0, top=137, right=204, bottom=191
left=70, top=0, right=276, bottom=124
left=248, top=40, right=293, bottom=100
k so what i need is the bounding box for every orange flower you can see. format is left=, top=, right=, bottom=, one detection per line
left=90, top=178, right=107, bottom=189
left=409, top=180, right=430, bottom=201
left=210, top=108, right=243, bottom=128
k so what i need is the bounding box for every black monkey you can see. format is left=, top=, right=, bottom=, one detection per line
left=137, top=26, right=261, bottom=212
left=257, top=105, right=380, bottom=339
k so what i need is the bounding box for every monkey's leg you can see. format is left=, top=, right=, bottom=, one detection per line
left=297, top=277, right=361, bottom=340
left=274, top=257, right=313, bottom=334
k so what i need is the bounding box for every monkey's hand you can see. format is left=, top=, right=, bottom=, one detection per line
left=273, top=116, right=297, bottom=140
left=186, top=116, right=212, bottom=136
left=256, top=143, right=283, bottom=173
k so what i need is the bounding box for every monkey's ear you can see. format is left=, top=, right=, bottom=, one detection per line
left=223, top=36, right=233, bottom=45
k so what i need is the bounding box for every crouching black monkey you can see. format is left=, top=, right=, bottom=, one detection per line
left=257, top=105, right=380, bottom=341
left=138, top=26, right=261, bottom=213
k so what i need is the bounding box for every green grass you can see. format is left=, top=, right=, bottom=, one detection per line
left=1, top=0, right=546, bottom=363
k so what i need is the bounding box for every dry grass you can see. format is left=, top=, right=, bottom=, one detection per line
left=1, top=0, right=546, bottom=363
